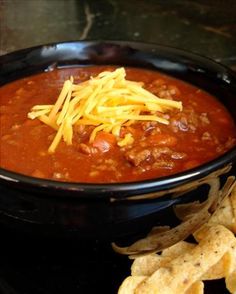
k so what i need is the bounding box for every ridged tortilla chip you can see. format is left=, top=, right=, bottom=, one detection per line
left=201, top=250, right=235, bottom=280
left=147, top=226, right=170, bottom=236
left=185, top=281, right=204, bottom=294
left=209, top=195, right=236, bottom=233
left=132, top=241, right=235, bottom=282
left=226, top=270, right=236, bottom=294
left=118, top=184, right=236, bottom=294
left=113, top=177, right=222, bottom=257
left=135, top=225, right=236, bottom=294
left=113, top=209, right=210, bottom=257
left=230, top=187, right=236, bottom=232
left=161, top=241, right=195, bottom=258
left=118, top=276, right=146, bottom=294
left=194, top=185, right=236, bottom=241
left=174, top=201, right=206, bottom=221
left=131, top=242, right=195, bottom=277
left=131, top=254, right=164, bottom=276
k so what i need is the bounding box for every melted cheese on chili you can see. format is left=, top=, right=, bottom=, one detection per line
left=28, top=68, right=182, bottom=153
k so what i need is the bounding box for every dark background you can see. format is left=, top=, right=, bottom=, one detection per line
left=0, top=1, right=235, bottom=293
left=1, top=0, right=236, bottom=70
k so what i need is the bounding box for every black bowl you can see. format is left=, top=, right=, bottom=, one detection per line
left=0, top=41, right=236, bottom=243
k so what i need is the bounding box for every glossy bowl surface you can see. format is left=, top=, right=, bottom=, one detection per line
left=0, top=41, right=236, bottom=241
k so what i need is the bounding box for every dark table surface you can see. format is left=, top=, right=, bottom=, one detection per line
left=0, top=0, right=235, bottom=293
left=1, top=0, right=236, bottom=71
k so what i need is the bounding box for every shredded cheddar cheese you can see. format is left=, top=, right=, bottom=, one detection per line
left=28, top=68, right=182, bottom=153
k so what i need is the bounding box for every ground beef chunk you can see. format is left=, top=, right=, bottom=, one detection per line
left=78, top=143, right=98, bottom=155
left=125, top=146, right=186, bottom=166
left=152, top=160, right=175, bottom=169
left=146, top=79, right=181, bottom=99
left=170, top=107, right=199, bottom=133
left=216, top=137, right=236, bottom=153
left=125, top=148, right=151, bottom=166
left=141, top=121, right=160, bottom=132
left=199, top=112, right=210, bottom=125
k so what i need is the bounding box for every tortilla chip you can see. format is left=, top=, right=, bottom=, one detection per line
left=113, top=209, right=210, bottom=257
left=211, top=176, right=236, bottom=212
left=131, top=242, right=195, bottom=277
left=201, top=250, right=235, bottom=280
left=118, top=276, right=146, bottom=294
left=225, top=270, right=236, bottom=294
left=194, top=185, right=236, bottom=239
left=209, top=195, right=236, bottom=233
left=229, top=186, right=236, bottom=233
left=135, top=225, right=236, bottom=294
left=174, top=201, right=205, bottom=221
left=113, top=177, right=224, bottom=257
left=161, top=241, right=195, bottom=258
left=194, top=224, right=214, bottom=242
left=117, top=180, right=236, bottom=294
left=131, top=254, right=164, bottom=276
left=147, top=226, right=170, bottom=236
left=185, top=281, right=204, bottom=294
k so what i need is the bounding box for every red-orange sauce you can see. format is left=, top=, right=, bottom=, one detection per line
left=0, top=66, right=236, bottom=183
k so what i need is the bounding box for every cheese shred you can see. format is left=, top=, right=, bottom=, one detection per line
left=28, top=67, right=182, bottom=153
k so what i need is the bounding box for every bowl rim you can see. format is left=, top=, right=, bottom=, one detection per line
left=0, top=40, right=236, bottom=199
